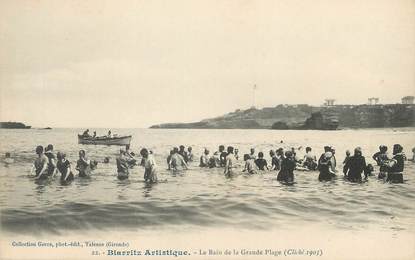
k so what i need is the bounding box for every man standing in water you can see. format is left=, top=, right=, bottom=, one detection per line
left=116, top=149, right=129, bottom=180
left=32, top=145, right=49, bottom=180
left=140, top=148, right=158, bottom=183
left=343, top=147, right=367, bottom=182
left=224, top=146, right=236, bottom=177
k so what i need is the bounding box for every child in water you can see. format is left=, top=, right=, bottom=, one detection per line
left=56, top=152, right=74, bottom=184
left=140, top=148, right=157, bottom=183
left=243, top=154, right=257, bottom=174
left=255, top=152, right=269, bottom=171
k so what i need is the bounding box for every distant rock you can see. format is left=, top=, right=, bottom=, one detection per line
left=0, top=122, right=31, bottom=129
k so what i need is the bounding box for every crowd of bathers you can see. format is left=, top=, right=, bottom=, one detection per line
left=3, top=143, right=413, bottom=185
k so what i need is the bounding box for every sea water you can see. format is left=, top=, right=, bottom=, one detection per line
left=0, top=128, right=414, bottom=252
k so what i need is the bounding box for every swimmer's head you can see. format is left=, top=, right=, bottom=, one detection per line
left=345, top=150, right=351, bottom=156
left=243, top=154, right=250, bottom=161
left=227, top=146, right=234, bottom=154
left=285, top=151, right=293, bottom=158
left=393, top=144, right=403, bottom=155
left=250, top=148, right=255, bottom=154
left=258, top=152, right=264, bottom=158
left=36, top=145, right=44, bottom=155
left=179, top=145, right=185, bottom=151
left=57, top=152, right=66, bottom=160
left=269, top=150, right=275, bottom=156
left=354, top=147, right=362, bottom=156
left=306, top=147, right=312, bottom=153
left=140, top=148, right=149, bottom=158
left=379, top=145, right=387, bottom=153
left=45, top=144, right=53, bottom=152
left=188, top=147, right=192, bottom=152
left=324, top=146, right=331, bottom=152
left=324, top=151, right=333, bottom=159
left=204, top=149, right=209, bottom=155
left=173, top=147, right=179, bottom=153
left=79, top=150, right=86, bottom=157
left=219, top=145, right=225, bottom=152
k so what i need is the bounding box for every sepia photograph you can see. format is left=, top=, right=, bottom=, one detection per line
left=0, top=0, right=414, bottom=259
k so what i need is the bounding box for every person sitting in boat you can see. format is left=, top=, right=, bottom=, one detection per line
left=224, top=146, right=237, bottom=177
left=343, top=147, right=367, bottom=182
left=269, top=150, right=280, bottom=171
left=302, top=147, right=317, bottom=170
left=3, top=152, right=14, bottom=165
left=255, top=152, right=269, bottom=171
left=76, top=150, right=92, bottom=177
left=277, top=151, right=296, bottom=183
left=116, top=149, right=129, bottom=180
left=243, top=154, right=257, bottom=174
left=82, top=129, right=91, bottom=137
left=93, top=131, right=97, bottom=138
left=140, top=148, right=158, bottom=183
left=318, top=152, right=336, bottom=181
left=169, top=147, right=188, bottom=171
left=44, top=144, right=57, bottom=177
left=199, top=149, right=210, bottom=167
left=56, top=152, right=74, bottom=184
left=386, top=144, right=405, bottom=183
left=107, top=130, right=112, bottom=138
left=32, top=145, right=49, bottom=180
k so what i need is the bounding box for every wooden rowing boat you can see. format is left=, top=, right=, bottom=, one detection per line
left=78, top=134, right=132, bottom=146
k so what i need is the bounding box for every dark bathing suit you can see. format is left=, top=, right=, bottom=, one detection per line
left=57, top=160, right=74, bottom=183
left=255, top=158, right=268, bottom=170
left=277, top=158, right=295, bottom=182
left=343, top=155, right=366, bottom=182
left=387, top=154, right=404, bottom=183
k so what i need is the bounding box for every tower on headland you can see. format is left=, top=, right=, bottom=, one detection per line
left=324, top=99, right=335, bottom=106
left=368, top=97, right=379, bottom=105
left=402, top=96, right=414, bottom=105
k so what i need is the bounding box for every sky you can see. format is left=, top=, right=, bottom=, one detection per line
left=0, top=0, right=414, bottom=128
